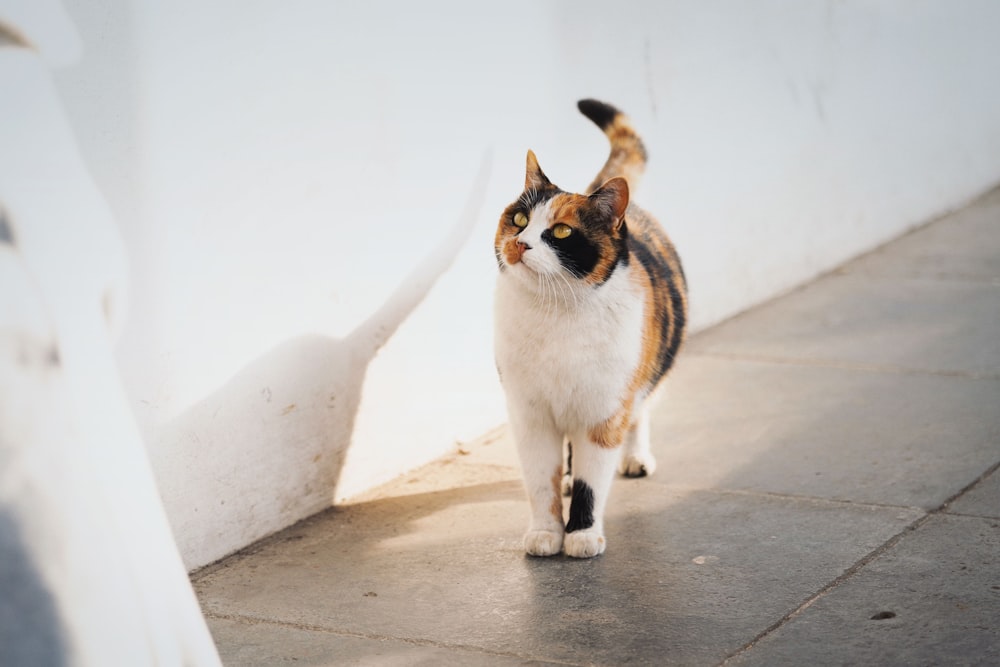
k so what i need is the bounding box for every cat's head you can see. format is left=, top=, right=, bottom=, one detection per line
left=495, top=151, right=630, bottom=288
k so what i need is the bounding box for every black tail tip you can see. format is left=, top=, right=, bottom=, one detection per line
left=577, top=99, right=621, bottom=130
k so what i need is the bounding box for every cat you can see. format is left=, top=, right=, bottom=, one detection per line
left=493, top=99, right=687, bottom=558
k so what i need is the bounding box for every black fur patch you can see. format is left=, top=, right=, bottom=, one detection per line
left=628, top=234, right=686, bottom=385
left=566, top=479, right=595, bottom=533
left=543, top=227, right=599, bottom=277
left=664, top=279, right=687, bottom=375
left=577, top=99, right=620, bottom=131
left=517, top=186, right=559, bottom=213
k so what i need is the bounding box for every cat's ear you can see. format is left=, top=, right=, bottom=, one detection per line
left=589, top=177, right=629, bottom=227
left=524, top=150, right=552, bottom=191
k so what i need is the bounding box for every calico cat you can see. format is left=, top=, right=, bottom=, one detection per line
left=494, top=99, right=687, bottom=558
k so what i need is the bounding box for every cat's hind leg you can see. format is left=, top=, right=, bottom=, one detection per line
left=618, top=402, right=656, bottom=478
left=561, top=439, right=573, bottom=496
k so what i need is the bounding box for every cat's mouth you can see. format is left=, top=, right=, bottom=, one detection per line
left=512, top=251, right=539, bottom=275
left=502, top=255, right=539, bottom=284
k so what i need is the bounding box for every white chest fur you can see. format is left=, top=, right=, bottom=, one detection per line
left=494, top=263, right=644, bottom=434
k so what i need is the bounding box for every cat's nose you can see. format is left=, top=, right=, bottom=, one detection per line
left=517, top=240, right=531, bottom=253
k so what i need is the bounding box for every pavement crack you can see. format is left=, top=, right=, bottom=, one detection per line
left=717, top=459, right=1000, bottom=666
left=936, top=459, right=1000, bottom=516
left=686, top=349, right=1000, bottom=381
left=717, top=511, right=932, bottom=666
left=707, top=486, right=925, bottom=514
left=836, top=269, right=1000, bottom=286
left=204, top=611, right=588, bottom=666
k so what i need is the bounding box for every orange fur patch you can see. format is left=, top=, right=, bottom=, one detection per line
left=500, top=238, right=524, bottom=265
left=625, top=208, right=688, bottom=397
left=495, top=208, right=527, bottom=268
left=584, top=115, right=647, bottom=195
left=550, top=468, right=564, bottom=523
left=588, top=396, right=634, bottom=448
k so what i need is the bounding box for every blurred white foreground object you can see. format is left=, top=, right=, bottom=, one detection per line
left=0, top=5, right=221, bottom=665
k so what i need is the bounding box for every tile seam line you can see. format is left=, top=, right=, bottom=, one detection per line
left=686, top=350, right=1000, bottom=381
left=698, top=486, right=925, bottom=514
left=716, top=458, right=1000, bottom=666
left=203, top=611, right=588, bottom=666
left=940, top=509, right=1000, bottom=521
left=835, top=269, right=1000, bottom=287
left=715, top=511, right=931, bottom=667
left=938, top=459, right=1000, bottom=515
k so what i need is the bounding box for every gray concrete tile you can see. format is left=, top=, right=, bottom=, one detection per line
left=948, top=468, right=1000, bottom=519
left=686, top=273, right=1000, bottom=376
left=729, top=514, right=1000, bottom=667
left=844, top=185, right=1000, bottom=283
left=651, top=355, right=1000, bottom=509
left=207, top=616, right=552, bottom=666
left=195, top=480, right=920, bottom=666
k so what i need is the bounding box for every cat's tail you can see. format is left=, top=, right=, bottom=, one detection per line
left=577, top=98, right=647, bottom=196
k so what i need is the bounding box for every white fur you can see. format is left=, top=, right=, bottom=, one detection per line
left=495, top=262, right=643, bottom=434
left=494, top=201, right=648, bottom=558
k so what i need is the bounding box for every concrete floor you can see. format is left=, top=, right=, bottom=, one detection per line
left=193, top=187, right=1000, bottom=666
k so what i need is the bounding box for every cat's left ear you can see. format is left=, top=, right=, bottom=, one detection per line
left=524, top=150, right=552, bottom=191
left=590, top=177, right=629, bottom=228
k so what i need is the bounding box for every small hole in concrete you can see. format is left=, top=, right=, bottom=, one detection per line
left=870, top=611, right=897, bottom=620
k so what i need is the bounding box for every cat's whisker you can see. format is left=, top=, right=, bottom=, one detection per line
left=551, top=277, right=564, bottom=316
left=536, top=273, right=548, bottom=314
left=542, top=273, right=558, bottom=319
left=535, top=271, right=554, bottom=318
left=534, top=272, right=547, bottom=312
left=545, top=274, right=561, bottom=313
left=554, top=270, right=580, bottom=310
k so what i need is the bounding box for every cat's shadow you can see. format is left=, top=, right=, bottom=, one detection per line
left=153, top=154, right=491, bottom=569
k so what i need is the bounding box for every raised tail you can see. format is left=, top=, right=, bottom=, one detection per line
left=577, top=99, right=647, bottom=195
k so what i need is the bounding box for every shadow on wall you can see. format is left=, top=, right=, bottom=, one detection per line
left=151, top=153, right=492, bottom=570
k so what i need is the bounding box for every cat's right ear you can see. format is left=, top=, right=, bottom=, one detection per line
left=524, top=150, right=552, bottom=191
left=589, top=177, right=629, bottom=227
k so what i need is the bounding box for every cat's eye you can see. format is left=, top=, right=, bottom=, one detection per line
left=512, top=212, right=528, bottom=228
left=552, top=223, right=573, bottom=239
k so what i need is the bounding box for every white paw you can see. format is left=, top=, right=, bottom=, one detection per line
left=524, top=529, right=563, bottom=557
left=619, top=452, right=656, bottom=478
left=564, top=529, right=606, bottom=558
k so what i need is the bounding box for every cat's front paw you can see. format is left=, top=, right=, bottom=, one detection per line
left=524, top=529, right=564, bottom=557
left=619, top=452, right=656, bottom=478
left=564, top=529, right=606, bottom=558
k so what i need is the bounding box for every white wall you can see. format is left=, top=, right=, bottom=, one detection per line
left=51, top=0, right=1000, bottom=570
